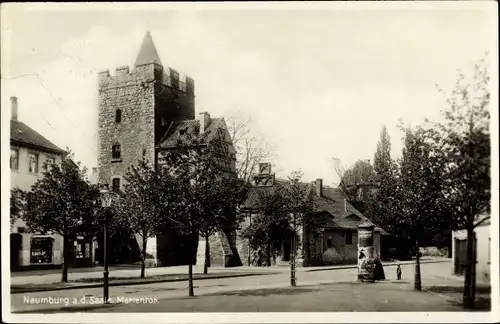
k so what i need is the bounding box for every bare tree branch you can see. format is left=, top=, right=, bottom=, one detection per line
left=226, top=112, right=275, bottom=183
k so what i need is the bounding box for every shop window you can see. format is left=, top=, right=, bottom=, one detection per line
left=30, top=237, right=54, bottom=264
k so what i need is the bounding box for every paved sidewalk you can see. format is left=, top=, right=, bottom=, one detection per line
left=10, top=257, right=450, bottom=293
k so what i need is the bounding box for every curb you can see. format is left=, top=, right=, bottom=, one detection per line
left=10, top=272, right=275, bottom=294
left=304, top=259, right=450, bottom=272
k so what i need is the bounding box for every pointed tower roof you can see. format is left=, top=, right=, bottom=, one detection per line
left=135, top=31, right=162, bottom=67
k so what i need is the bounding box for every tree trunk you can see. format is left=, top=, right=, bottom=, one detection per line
left=414, top=240, right=422, bottom=291
left=88, top=237, right=94, bottom=267
left=448, top=235, right=453, bottom=259
left=140, top=235, right=147, bottom=279
left=204, top=235, right=210, bottom=275
left=463, top=227, right=476, bottom=309
left=61, top=236, right=69, bottom=283
left=188, top=263, right=194, bottom=297
left=290, top=232, right=296, bottom=287
left=267, top=243, right=271, bottom=267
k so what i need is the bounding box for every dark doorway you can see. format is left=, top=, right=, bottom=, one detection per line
left=67, top=238, right=94, bottom=267
left=10, top=233, right=22, bottom=270
left=454, top=238, right=467, bottom=275
left=157, top=228, right=199, bottom=266
left=95, top=228, right=141, bottom=265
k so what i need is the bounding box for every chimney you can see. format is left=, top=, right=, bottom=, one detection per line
left=198, top=112, right=210, bottom=134
left=315, top=178, right=323, bottom=197
left=11, top=96, right=18, bottom=121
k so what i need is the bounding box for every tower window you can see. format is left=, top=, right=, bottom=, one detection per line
left=112, top=144, right=121, bottom=159
left=115, top=109, right=122, bottom=123
left=112, top=177, right=121, bottom=192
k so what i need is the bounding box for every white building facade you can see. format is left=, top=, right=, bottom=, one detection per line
left=10, top=96, right=65, bottom=269
left=452, top=219, right=491, bottom=284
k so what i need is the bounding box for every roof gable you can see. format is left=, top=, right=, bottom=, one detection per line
left=10, top=120, right=64, bottom=154
left=157, top=117, right=227, bottom=149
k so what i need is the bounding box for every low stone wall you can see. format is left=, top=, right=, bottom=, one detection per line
left=419, top=246, right=449, bottom=257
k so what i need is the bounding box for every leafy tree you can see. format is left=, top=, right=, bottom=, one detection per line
left=367, top=126, right=409, bottom=259
left=194, top=149, right=249, bottom=275
left=429, top=54, right=491, bottom=309
left=397, top=126, right=448, bottom=291
left=242, top=170, right=317, bottom=286
left=16, top=150, right=100, bottom=282
left=242, top=182, right=291, bottom=267
left=114, top=152, right=177, bottom=279
left=282, top=170, right=314, bottom=286
left=373, top=125, right=393, bottom=176
left=162, top=135, right=243, bottom=296
left=10, top=188, right=23, bottom=227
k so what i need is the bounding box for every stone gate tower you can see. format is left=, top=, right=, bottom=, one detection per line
left=97, top=31, right=195, bottom=188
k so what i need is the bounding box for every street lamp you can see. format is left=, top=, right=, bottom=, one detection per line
left=99, top=184, right=112, bottom=304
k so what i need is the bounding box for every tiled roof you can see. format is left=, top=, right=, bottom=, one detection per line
left=157, top=118, right=225, bottom=149
left=10, top=120, right=64, bottom=154
left=314, top=187, right=388, bottom=234
left=242, top=182, right=388, bottom=235
left=241, top=179, right=312, bottom=210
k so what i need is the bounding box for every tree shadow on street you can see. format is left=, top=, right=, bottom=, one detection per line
left=424, top=285, right=491, bottom=311
left=425, top=285, right=491, bottom=294
left=446, top=297, right=491, bottom=311
left=205, top=287, right=318, bottom=297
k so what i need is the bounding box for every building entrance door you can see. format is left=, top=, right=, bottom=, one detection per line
left=10, top=233, right=22, bottom=270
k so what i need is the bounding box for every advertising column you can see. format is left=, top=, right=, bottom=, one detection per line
left=357, top=223, right=375, bottom=282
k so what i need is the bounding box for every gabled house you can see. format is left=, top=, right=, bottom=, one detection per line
left=308, top=180, right=388, bottom=266
left=239, top=176, right=388, bottom=267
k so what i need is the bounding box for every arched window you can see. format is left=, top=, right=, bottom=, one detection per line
left=115, top=109, right=122, bottom=123
left=112, top=144, right=121, bottom=159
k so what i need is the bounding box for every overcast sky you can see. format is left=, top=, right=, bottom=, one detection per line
left=1, top=2, right=496, bottom=185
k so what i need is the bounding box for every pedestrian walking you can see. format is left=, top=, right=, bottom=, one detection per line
left=396, top=264, right=402, bottom=280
